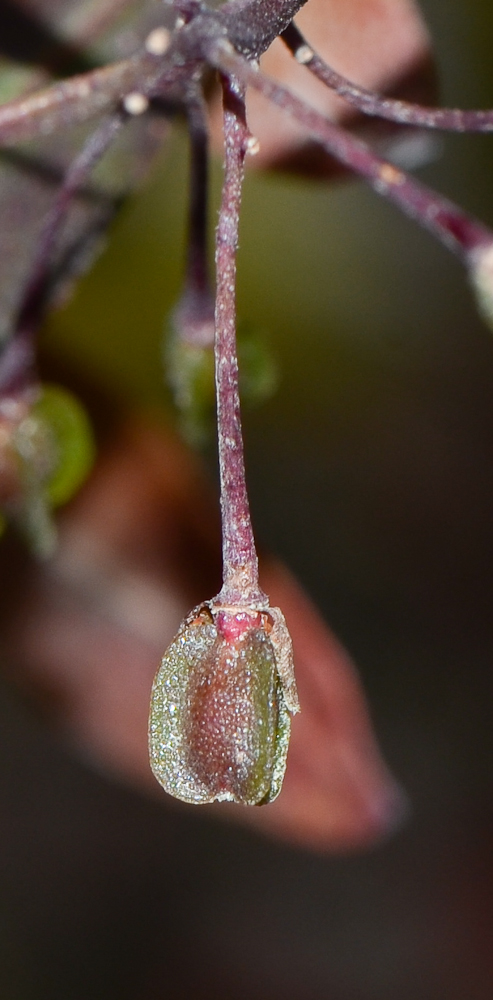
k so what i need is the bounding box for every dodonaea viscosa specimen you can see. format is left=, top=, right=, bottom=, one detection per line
left=150, top=601, right=299, bottom=805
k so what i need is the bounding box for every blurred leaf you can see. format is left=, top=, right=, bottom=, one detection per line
left=0, top=0, right=169, bottom=346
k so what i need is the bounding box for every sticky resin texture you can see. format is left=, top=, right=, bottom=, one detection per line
left=149, top=605, right=291, bottom=805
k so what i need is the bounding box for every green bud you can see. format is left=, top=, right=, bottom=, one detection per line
left=30, top=384, right=95, bottom=507
left=237, top=322, right=279, bottom=409
left=0, top=384, right=95, bottom=556
left=149, top=603, right=293, bottom=805
left=165, top=321, right=278, bottom=448
left=166, top=333, right=216, bottom=447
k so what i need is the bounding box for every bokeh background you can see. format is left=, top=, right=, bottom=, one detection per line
left=2, top=0, right=493, bottom=996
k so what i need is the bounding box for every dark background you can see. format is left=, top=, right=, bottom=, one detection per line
left=2, top=0, right=493, bottom=996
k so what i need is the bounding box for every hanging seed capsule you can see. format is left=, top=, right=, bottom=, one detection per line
left=149, top=603, right=298, bottom=805
left=0, top=384, right=95, bottom=556
left=29, top=384, right=95, bottom=508
left=165, top=318, right=278, bottom=448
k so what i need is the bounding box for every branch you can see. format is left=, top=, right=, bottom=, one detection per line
left=210, top=41, right=493, bottom=263
left=0, top=60, right=139, bottom=147
left=281, top=23, right=493, bottom=133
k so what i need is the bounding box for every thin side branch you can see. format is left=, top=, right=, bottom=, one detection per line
left=170, top=89, right=215, bottom=355
left=210, top=41, right=493, bottom=262
left=187, top=93, right=209, bottom=295
left=214, top=76, right=266, bottom=608
left=0, top=61, right=138, bottom=147
left=281, top=23, right=493, bottom=133
left=0, top=113, right=125, bottom=395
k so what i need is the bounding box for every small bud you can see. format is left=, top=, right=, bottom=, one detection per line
left=149, top=602, right=297, bottom=805
left=123, top=92, right=149, bottom=116
left=245, top=135, right=261, bottom=156
left=295, top=44, right=314, bottom=65
left=166, top=314, right=278, bottom=447
left=165, top=326, right=216, bottom=447
left=145, top=27, right=171, bottom=56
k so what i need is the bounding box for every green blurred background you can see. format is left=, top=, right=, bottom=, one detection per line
left=3, top=0, right=493, bottom=997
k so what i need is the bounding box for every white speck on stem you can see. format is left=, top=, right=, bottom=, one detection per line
left=145, top=27, right=171, bottom=56
left=123, top=92, right=149, bottom=115
left=246, top=135, right=260, bottom=155
left=295, top=44, right=314, bottom=65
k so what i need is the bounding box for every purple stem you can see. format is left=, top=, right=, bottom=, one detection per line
left=0, top=112, right=124, bottom=395
left=214, top=76, right=266, bottom=608
left=281, top=23, right=493, bottom=133
left=172, top=93, right=215, bottom=346
left=210, top=41, right=493, bottom=262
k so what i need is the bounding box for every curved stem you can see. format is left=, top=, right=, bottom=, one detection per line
left=214, top=76, right=266, bottom=608
left=281, top=22, right=493, bottom=133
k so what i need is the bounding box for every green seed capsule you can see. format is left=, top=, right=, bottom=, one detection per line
left=149, top=604, right=296, bottom=805
left=165, top=321, right=278, bottom=448
left=0, top=384, right=95, bottom=556
left=30, top=384, right=95, bottom=507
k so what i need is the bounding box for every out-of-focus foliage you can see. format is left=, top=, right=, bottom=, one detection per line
left=0, top=0, right=168, bottom=346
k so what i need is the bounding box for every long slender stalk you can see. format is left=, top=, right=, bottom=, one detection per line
left=281, top=23, right=493, bottom=133
left=214, top=76, right=266, bottom=608
left=0, top=112, right=125, bottom=395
